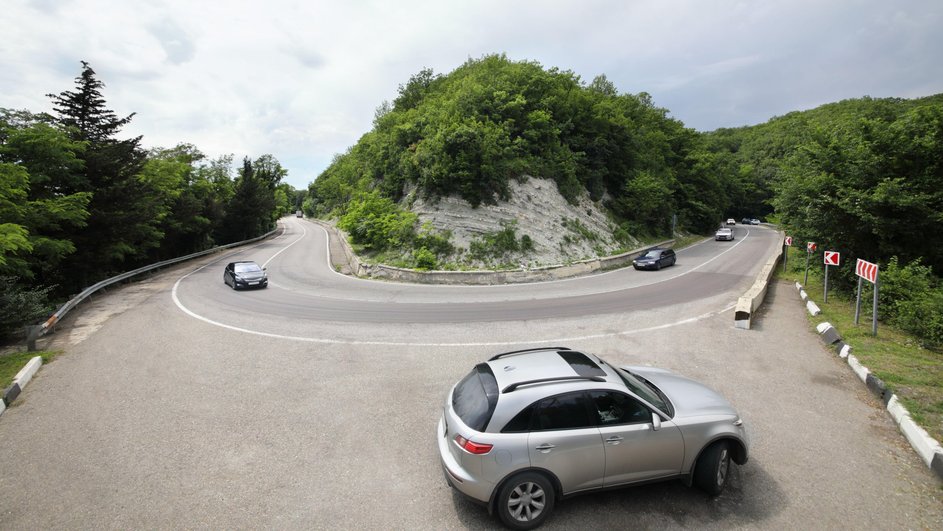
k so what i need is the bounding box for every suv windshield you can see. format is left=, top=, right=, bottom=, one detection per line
left=452, top=363, right=498, bottom=432
left=614, top=367, right=672, bottom=416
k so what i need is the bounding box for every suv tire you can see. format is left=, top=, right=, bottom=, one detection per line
left=694, top=441, right=730, bottom=495
left=496, top=472, right=555, bottom=530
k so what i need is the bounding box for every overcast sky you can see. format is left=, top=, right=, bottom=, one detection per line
left=3, top=0, right=941, bottom=189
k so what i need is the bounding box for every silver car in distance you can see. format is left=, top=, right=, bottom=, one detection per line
left=437, top=347, right=749, bottom=530
left=715, top=227, right=735, bottom=241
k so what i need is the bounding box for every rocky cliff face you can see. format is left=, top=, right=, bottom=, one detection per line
left=407, top=175, right=635, bottom=267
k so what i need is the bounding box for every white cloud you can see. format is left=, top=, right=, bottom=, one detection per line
left=2, top=0, right=941, bottom=188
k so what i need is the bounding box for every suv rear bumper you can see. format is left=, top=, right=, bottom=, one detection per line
left=437, top=416, right=493, bottom=504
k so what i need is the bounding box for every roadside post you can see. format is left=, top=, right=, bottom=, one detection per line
left=854, top=258, right=880, bottom=336
left=783, top=236, right=792, bottom=272
left=804, top=242, right=816, bottom=284
left=823, top=251, right=840, bottom=302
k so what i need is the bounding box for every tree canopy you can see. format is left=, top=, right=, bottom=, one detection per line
left=706, top=94, right=943, bottom=273
left=311, top=54, right=730, bottom=235
left=0, top=62, right=296, bottom=338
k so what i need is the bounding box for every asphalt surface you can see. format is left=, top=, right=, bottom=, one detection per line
left=0, top=218, right=940, bottom=529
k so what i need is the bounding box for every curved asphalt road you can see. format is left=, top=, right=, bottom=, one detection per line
left=173, top=217, right=779, bottom=335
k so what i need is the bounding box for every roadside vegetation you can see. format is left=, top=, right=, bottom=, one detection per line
left=778, top=246, right=943, bottom=443
left=1, top=62, right=306, bottom=341
left=0, top=350, right=58, bottom=389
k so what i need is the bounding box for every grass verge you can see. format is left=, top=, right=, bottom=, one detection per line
left=777, top=248, right=943, bottom=443
left=0, top=350, right=59, bottom=390
left=672, top=233, right=708, bottom=250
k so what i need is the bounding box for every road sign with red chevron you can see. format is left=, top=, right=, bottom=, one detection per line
left=856, top=258, right=878, bottom=283
left=784, top=236, right=792, bottom=246
left=824, top=251, right=840, bottom=266
left=807, top=242, right=816, bottom=252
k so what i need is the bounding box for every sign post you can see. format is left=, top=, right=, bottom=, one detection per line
left=823, top=251, right=840, bottom=302
left=804, top=242, right=816, bottom=284
left=783, top=236, right=792, bottom=272
left=855, top=258, right=880, bottom=336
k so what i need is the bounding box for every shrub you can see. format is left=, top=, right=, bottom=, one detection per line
left=520, top=234, right=534, bottom=252
left=0, top=277, right=54, bottom=340
left=468, top=220, right=529, bottom=262
left=338, top=191, right=418, bottom=251
left=894, top=291, right=943, bottom=346
left=413, top=247, right=437, bottom=270
left=879, top=257, right=943, bottom=346
left=414, top=223, right=454, bottom=257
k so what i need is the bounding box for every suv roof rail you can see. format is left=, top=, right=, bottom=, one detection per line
left=502, top=375, right=605, bottom=393
left=489, top=347, right=571, bottom=361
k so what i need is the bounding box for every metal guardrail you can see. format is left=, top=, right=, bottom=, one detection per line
left=25, top=227, right=280, bottom=350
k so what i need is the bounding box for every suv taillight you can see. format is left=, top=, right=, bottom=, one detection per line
left=455, top=435, right=493, bottom=455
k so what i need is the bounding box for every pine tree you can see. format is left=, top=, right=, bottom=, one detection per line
left=47, top=61, right=155, bottom=289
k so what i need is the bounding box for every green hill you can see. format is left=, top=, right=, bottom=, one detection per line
left=309, top=54, right=733, bottom=238
left=307, top=54, right=942, bottom=285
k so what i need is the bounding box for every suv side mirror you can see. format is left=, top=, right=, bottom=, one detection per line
left=651, top=412, right=662, bottom=431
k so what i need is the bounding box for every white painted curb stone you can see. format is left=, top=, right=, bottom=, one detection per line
left=899, top=416, right=943, bottom=467
left=846, top=355, right=869, bottom=383
left=886, top=395, right=909, bottom=424
left=838, top=344, right=852, bottom=359
left=14, top=356, right=42, bottom=389
left=806, top=300, right=821, bottom=316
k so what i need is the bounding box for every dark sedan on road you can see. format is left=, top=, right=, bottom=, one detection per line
left=633, top=248, right=676, bottom=270
left=223, top=261, right=268, bottom=290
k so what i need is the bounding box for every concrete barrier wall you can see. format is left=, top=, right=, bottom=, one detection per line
left=735, top=232, right=784, bottom=329
left=360, top=240, right=676, bottom=285
left=311, top=219, right=674, bottom=285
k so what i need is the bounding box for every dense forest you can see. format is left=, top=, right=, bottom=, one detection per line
left=308, top=55, right=942, bottom=343
left=706, top=94, right=943, bottom=274
left=708, top=94, right=943, bottom=344
left=0, top=62, right=302, bottom=338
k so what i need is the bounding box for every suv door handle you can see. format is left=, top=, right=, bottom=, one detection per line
left=605, top=436, right=624, bottom=445
left=534, top=443, right=556, bottom=453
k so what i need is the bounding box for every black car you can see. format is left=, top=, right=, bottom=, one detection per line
left=632, top=248, right=676, bottom=270
left=223, top=261, right=268, bottom=290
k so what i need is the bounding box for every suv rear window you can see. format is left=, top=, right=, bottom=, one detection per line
left=452, top=363, right=498, bottom=432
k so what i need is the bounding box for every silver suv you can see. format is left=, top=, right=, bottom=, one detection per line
left=437, top=347, right=749, bottom=530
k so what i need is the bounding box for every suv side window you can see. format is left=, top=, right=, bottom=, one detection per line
left=588, top=390, right=651, bottom=426
left=502, top=403, right=536, bottom=433
left=533, top=392, right=593, bottom=431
